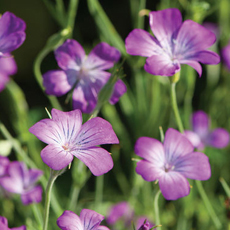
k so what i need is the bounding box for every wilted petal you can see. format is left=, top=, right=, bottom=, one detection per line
left=21, top=185, right=42, bottom=205
left=75, top=117, right=119, bottom=148
left=175, top=152, right=211, bottom=180
left=109, top=79, right=127, bottom=105
left=80, top=209, right=104, bottom=230
left=125, top=29, right=161, bottom=57
left=72, top=147, right=113, bottom=176
left=57, top=210, right=83, bottom=230
left=41, top=144, right=73, bottom=170
left=144, top=54, right=180, bottom=76
left=175, top=20, right=216, bottom=56
left=191, top=111, right=209, bottom=137
left=208, top=128, right=230, bottom=148
left=159, top=171, right=190, bottom=200
left=55, top=39, right=85, bottom=70
left=149, top=9, right=182, bottom=50
left=136, top=160, right=164, bottom=182
left=85, top=42, right=120, bottom=70
left=43, top=70, right=75, bottom=96
left=164, top=128, right=194, bottom=163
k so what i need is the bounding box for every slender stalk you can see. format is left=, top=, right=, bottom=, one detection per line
left=154, top=189, right=161, bottom=230
left=32, top=203, right=43, bottom=230
left=170, top=82, right=184, bottom=133
left=68, top=185, right=81, bottom=211
left=95, top=175, right=104, bottom=212
left=220, top=177, right=230, bottom=197
left=195, top=180, right=222, bottom=229
left=43, top=169, right=59, bottom=230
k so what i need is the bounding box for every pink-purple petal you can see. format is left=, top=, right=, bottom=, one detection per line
left=136, top=160, right=163, bottom=182
left=184, top=130, right=202, bottom=149
left=57, top=210, right=83, bottom=230
left=0, top=55, right=17, bottom=75
left=175, top=152, right=211, bottom=180
left=208, top=128, right=230, bottom=148
left=55, top=39, right=85, bottom=70
left=222, top=41, right=230, bottom=70
left=144, top=55, right=180, bottom=76
left=26, top=169, right=43, bottom=187
left=75, top=117, right=119, bottom=147
left=191, top=111, right=209, bottom=137
left=0, top=73, right=10, bottom=92
left=43, top=70, right=74, bottom=96
left=21, top=185, right=43, bottom=205
left=72, top=147, right=113, bottom=176
left=164, top=128, right=194, bottom=162
left=109, top=79, right=127, bottom=105
left=11, top=226, right=27, bottom=230
left=80, top=209, right=104, bottom=230
left=149, top=9, right=182, bottom=49
left=125, top=29, right=161, bottom=57
left=159, top=171, right=190, bottom=200
left=41, top=144, right=73, bottom=170
left=85, top=42, right=120, bottom=70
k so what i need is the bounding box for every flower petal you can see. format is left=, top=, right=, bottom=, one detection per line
left=163, top=128, right=194, bottom=163
left=43, top=70, right=75, bottom=96
left=0, top=55, right=17, bottom=75
left=184, top=130, right=203, bottom=149
left=72, top=147, right=113, bottom=176
left=188, top=50, right=220, bottom=65
left=109, top=79, right=127, bottom=105
left=159, top=171, right=190, bottom=200
left=144, top=54, right=180, bottom=76
left=41, top=144, right=73, bottom=170
left=191, top=111, right=209, bottom=137
left=55, top=39, right=85, bottom=70
left=57, top=210, right=83, bottom=230
left=80, top=209, right=104, bottom=230
left=136, top=160, right=164, bottom=182
left=26, top=169, right=43, bottom=188
left=0, top=73, right=10, bottom=92
left=222, top=41, right=230, bottom=70
left=175, top=152, right=211, bottom=180
left=208, top=128, right=230, bottom=148
left=125, top=29, right=161, bottom=57
left=21, top=185, right=43, bottom=205
left=179, top=60, right=202, bottom=77
left=85, top=42, right=120, bottom=70
left=175, top=20, right=216, bottom=56
left=149, top=9, right=182, bottom=50
left=75, top=117, right=119, bottom=148
left=11, top=226, right=27, bottom=230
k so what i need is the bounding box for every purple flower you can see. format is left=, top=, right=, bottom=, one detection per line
left=0, top=55, right=17, bottom=92
left=135, top=128, right=211, bottom=200
left=29, top=108, right=119, bottom=176
left=0, top=216, right=26, bottom=230
left=0, top=156, right=10, bottom=177
left=43, top=40, right=121, bottom=113
left=137, top=220, right=150, bottom=230
left=125, top=8, right=220, bottom=77
left=222, top=41, right=230, bottom=71
left=184, top=111, right=229, bottom=150
left=109, top=79, right=127, bottom=105
left=57, top=209, right=110, bottom=230
left=0, top=161, right=43, bottom=205
left=106, top=201, right=134, bottom=226
left=0, top=12, right=26, bottom=56
left=136, top=218, right=155, bottom=230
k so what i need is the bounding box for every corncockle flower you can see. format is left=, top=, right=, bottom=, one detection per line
left=222, top=41, right=230, bottom=71
left=43, top=39, right=121, bottom=113
left=135, top=128, right=211, bottom=200
left=0, top=156, right=10, bottom=177
left=0, top=216, right=26, bottom=230
left=0, top=161, right=43, bottom=205
left=125, top=8, right=220, bottom=77
left=29, top=108, right=119, bottom=176
left=106, top=201, right=134, bottom=226
left=57, top=209, right=109, bottom=230
left=0, top=55, right=17, bottom=92
left=136, top=217, right=154, bottom=230
left=109, top=79, right=127, bottom=105
left=184, top=111, right=229, bottom=150
left=138, top=220, right=150, bottom=230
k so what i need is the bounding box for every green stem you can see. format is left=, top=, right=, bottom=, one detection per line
left=195, top=180, right=222, bottom=229
left=219, top=177, right=230, bottom=197
left=170, top=82, right=184, bottom=133
left=154, top=189, right=161, bottom=230
left=67, top=185, right=81, bottom=211
left=67, top=0, right=79, bottom=29
left=43, top=169, right=59, bottom=230
left=32, top=203, right=43, bottom=230
left=95, top=175, right=104, bottom=212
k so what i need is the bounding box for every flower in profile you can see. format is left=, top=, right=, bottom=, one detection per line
left=0, top=216, right=26, bottom=230
left=0, top=161, right=43, bottom=205
left=0, top=55, right=17, bottom=92
left=43, top=40, right=121, bottom=113
left=125, top=8, right=220, bottom=77
left=106, top=201, right=134, bottom=227
left=184, top=111, right=229, bottom=150
left=222, top=41, right=230, bottom=71
left=57, top=209, right=109, bottom=230
left=135, top=128, right=211, bottom=200
left=137, top=219, right=150, bottom=230
left=29, top=108, right=119, bottom=176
